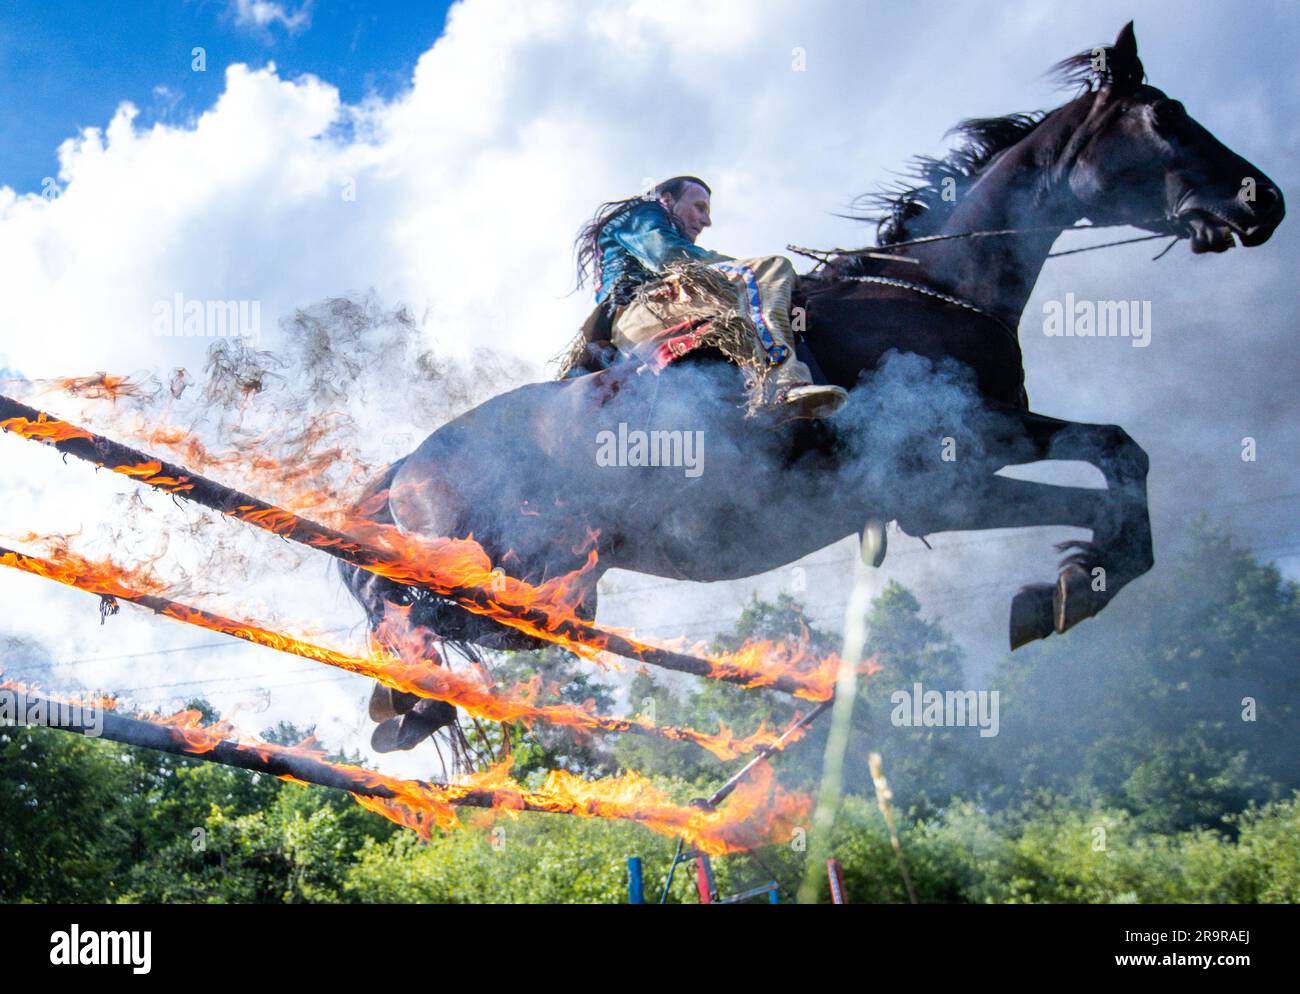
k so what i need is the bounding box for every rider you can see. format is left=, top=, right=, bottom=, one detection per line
left=571, top=176, right=848, bottom=420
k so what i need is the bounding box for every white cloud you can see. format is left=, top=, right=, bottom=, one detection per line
left=230, top=0, right=312, bottom=34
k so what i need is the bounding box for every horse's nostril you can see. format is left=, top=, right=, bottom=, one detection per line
left=1249, top=185, right=1279, bottom=216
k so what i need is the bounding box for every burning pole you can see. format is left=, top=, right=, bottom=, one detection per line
left=4, top=686, right=473, bottom=802
left=696, top=698, right=833, bottom=809
left=0, top=542, right=804, bottom=761
left=0, top=395, right=836, bottom=698
left=1, top=685, right=809, bottom=855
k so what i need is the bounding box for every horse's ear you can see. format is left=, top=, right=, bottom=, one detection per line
left=1110, top=21, right=1145, bottom=91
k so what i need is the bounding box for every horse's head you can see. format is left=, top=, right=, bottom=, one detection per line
left=1060, top=22, right=1284, bottom=253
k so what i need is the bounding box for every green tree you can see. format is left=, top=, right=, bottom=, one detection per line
left=459, top=646, right=620, bottom=781
left=986, top=522, right=1300, bottom=830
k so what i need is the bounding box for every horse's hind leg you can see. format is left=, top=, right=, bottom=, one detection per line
left=338, top=559, right=458, bottom=752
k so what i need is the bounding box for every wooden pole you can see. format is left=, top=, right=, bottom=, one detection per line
left=2, top=688, right=496, bottom=808
left=0, top=395, right=821, bottom=696
left=0, top=544, right=800, bottom=759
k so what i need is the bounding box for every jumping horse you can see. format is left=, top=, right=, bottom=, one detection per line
left=344, top=24, right=1285, bottom=751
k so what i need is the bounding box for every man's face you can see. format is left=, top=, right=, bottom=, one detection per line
left=661, top=182, right=711, bottom=243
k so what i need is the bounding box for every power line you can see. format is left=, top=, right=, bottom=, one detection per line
left=0, top=625, right=359, bottom=676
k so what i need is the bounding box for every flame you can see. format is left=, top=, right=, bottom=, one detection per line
left=4, top=400, right=870, bottom=698
left=701, top=639, right=883, bottom=701
left=118, top=412, right=369, bottom=515
left=0, top=385, right=873, bottom=866
left=0, top=679, right=119, bottom=713
left=0, top=541, right=172, bottom=600
left=157, top=708, right=228, bottom=754
left=41, top=373, right=139, bottom=401
left=5, top=681, right=808, bottom=853
left=352, top=755, right=809, bottom=855
left=19, top=373, right=377, bottom=514
left=0, top=540, right=805, bottom=762
left=312, top=510, right=865, bottom=698
left=371, top=602, right=799, bottom=761
left=1, top=413, right=94, bottom=445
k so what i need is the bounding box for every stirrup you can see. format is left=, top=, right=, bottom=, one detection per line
left=774, top=383, right=848, bottom=421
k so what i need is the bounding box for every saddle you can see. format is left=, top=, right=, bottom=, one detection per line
left=564, top=277, right=820, bottom=379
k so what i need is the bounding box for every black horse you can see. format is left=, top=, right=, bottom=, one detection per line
left=345, top=23, right=1285, bottom=751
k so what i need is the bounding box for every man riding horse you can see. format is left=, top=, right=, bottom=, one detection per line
left=567, top=176, right=848, bottom=421
left=350, top=22, right=1285, bottom=756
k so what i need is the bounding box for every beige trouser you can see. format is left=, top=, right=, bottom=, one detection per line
left=610, top=255, right=812, bottom=399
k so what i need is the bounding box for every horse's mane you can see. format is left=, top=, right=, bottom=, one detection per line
left=859, top=40, right=1141, bottom=246
left=860, top=112, right=1051, bottom=245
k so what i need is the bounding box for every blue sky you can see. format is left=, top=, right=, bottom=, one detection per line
left=0, top=0, right=455, bottom=193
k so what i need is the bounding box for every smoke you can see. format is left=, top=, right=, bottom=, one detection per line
left=0, top=293, right=546, bottom=768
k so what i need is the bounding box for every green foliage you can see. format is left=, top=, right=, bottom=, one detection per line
left=0, top=725, right=134, bottom=902
left=461, top=646, right=620, bottom=780
left=985, top=521, right=1300, bottom=830
left=344, top=813, right=688, bottom=904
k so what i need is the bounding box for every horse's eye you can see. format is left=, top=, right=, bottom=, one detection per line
left=1151, top=99, right=1187, bottom=132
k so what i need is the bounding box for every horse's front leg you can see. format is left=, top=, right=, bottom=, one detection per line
left=890, top=472, right=1110, bottom=647
left=998, top=408, right=1155, bottom=646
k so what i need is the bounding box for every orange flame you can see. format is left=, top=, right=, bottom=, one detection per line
left=352, top=755, right=808, bottom=855
left=5, top=681, right=808, bottom=853
left=5, top=401, right=869, bottom=698
left=309, top=511, right=865, bottom=699
left=0, top=540, right=806, bottom=762
left=0, top=679, right=119, bottom=713
left=1, top=413, right=94, bottom=445
left=41, top=373, right=139, bottom=401
left=22, top=374, right=377, bottom=513
left=0, top=541, right=172, bottom=600
left=371, top=602, right=799, bottom=761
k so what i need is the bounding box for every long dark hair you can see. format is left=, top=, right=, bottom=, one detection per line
left=572, top=175, right=711, bottom=292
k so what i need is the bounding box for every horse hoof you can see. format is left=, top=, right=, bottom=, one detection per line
left=860, top=518, right=888, bottom=568
left=369, top=699, right=457, bottom=753
left=1010, top=583, right=1055, bottom=649
left=368, top=683, right=418, bottom=722
left=1054, top=564, right=1095, bottom=634
left=370, top=716, right=405, bottom=753
left=397, top=700, right=457, bottom=748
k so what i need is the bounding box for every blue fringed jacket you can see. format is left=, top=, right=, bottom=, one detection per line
left=594, top=200, right=730, bottom=305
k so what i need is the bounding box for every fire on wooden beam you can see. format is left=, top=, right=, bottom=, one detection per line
left=0, top=394, right=870, bottom=699
left=0, top=539, right=822, bottom=762
left=0, top=683, right=811, bottom=855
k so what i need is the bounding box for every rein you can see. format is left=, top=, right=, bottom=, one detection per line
left=791, top=216, right=1183, bottom=344
left=788, top=215, right=1176, bottom=261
